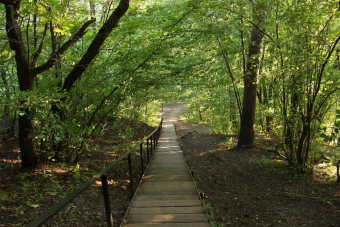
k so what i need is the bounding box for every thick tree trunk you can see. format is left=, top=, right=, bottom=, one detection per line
left=5, top=3, right=37, bottom=167
left=18, top=109, right=36, bottom=167
left=237, top=6, right=267, bottom=149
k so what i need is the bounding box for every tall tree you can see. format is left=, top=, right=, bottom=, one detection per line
left=237, top=1, right=267, bottom=149
left=2, top=0, right=129, bottom=167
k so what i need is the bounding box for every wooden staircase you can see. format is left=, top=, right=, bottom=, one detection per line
left=122, top=121, right=211, bottom=226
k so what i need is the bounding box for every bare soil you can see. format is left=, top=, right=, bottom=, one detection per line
left=172, top=103, right=340, bottom=227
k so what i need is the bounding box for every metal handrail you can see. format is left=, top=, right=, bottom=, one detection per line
left=27, top=116, right=163, bottom=227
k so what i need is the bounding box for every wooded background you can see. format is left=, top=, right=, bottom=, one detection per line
left=1, top=0, right=340, bottom=170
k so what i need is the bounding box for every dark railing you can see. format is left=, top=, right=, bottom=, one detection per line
left=27, top=117, right=163, bottom=227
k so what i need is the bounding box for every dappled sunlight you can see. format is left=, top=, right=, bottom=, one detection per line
left=313, top=164, right=338, bottom=183
left=0, top=158, right=21, bottom=165
left=104, top=151, right=120, bottom=157
left=159, top=137, right=177, bottom=141
left=167, top=119, right=179, bottom=122
left=94, top=179, right=119, bottom=187
left=160, top=151, right=182, bottom=154
left=157, top=145, right=180, bottom=149
left=158, top=138, right=174, bottom=141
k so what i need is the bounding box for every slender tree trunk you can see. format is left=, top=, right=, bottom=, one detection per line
left=237, top=5, right=267, bottom=149
left=262, top=85, right=273, bottom=133
left=1, top=70, right=10, bottom=117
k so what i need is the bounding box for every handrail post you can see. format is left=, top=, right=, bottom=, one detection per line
left=147, top=137, right=150, bottom=163
left=150, top=135, right=153, bottom=156
left=156, top=128, right=159, bottom=145
left=101, top=174, right=114, bottom=227
left=153, top=134, right=156, bottom=152
left=128, top=153, right=134, bottom=197
left=140, top=143, right=144, bottom=177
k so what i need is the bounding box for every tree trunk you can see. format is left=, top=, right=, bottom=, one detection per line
left=18, top=109, right=36, bottom=167
left=1, top=70, right=10, bottom=117
left=2, top=0, right=129, bottom=167
left=5, top=3, right=37, bottom=167
left=237, top=5, right=267, bottom=149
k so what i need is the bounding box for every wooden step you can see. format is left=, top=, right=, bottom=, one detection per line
left=138, top=182, right=197, bottom=195
left=129, top=206, right=205, bottom=215
left=125, top=214, right=209, bottom=223
left=132, top=200, right=202, bottom=207
left=141, top=175, right=192, bottom=182
left=123, top=222, right=211, bottom=227
left=145, top=169, right=190, bottom=176
left=135, top=194, right=199, bottom=201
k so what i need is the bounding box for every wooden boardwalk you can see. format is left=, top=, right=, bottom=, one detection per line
left=122, top=120, right=211, bottom=226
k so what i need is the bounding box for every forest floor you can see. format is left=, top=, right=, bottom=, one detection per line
left=172, top=102, right=340, bottom=227
left=0, top=120, right=156, bottom=227
left=1, top=102, right=340, bottom=227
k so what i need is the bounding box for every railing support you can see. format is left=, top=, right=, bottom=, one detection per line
left=147, top=138, right=150, bottom=163
left=128, top=153, right=134, bottom=197
left=140, top=143, right=144, bottom=177
left=101, top=174, right=113, bottom=227
left=150, top=136, right=153, bottom=156
left=337, top=163, right=339, bottom=183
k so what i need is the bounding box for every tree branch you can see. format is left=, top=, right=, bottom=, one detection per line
left=0, top=0, right=18, bottom=4
left=62, top=0, right=129, bottom=92
left=86, top=85, right=121, bottom=127
left=31, top=23, right=48, bottom=68
left=313, top=34, right=340, bottom=101
left=31, top=18, right=96, bottom=76
left=216, top=35, right=242, bottom=116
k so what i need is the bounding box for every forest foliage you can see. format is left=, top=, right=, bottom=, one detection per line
left=1, top=0, right=340, bottom=170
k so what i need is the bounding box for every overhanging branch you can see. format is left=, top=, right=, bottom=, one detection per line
left=31, top=18, right=96, bottom=76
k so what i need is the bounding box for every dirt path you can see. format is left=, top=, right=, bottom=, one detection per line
left=163, top=102, right=214, bottom=136
left=169, top=102, right=340, bottom=227
left=162, top=101, right=187, bottom=121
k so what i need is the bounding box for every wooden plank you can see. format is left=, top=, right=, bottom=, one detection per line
left=146, top=166, right=189, bottom=173
left=135, top=194, right=199, bottom=201
left=124, top=222, right=211, bottom=227
left=132, top=200, right=202, bottom=207
left=138, top=182, right=197, bottom=195
left=125, top=214, right=209, bottom=223
left=141, top=175, right=192, bottom=182
left=145, top=169, right=190, bottom=176
left=136, top=189, right=197, bottom=196
left=129, top=206, right=205, bottom=215
left=151, top=157, right=186, bottom=162
left=149, top=163, right=188, bottom=169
